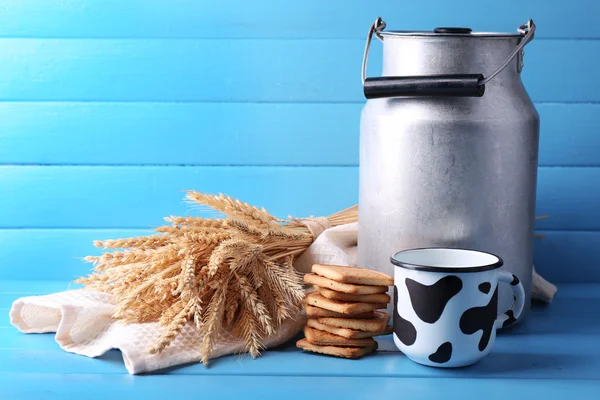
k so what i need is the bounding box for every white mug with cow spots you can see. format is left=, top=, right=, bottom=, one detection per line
left=391, top=248, right=525, bottom=367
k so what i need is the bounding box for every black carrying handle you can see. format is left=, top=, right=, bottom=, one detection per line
left=361, top=18, right=536, bottom=99
left=363, top=74, right=485, bottom=99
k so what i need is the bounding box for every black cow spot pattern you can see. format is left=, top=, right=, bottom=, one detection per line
left=428, top=342, right=453, bottom=364
left=510, top=274, right=520, bottom=286
left=405, top=276, right=463, bottom=324
left=502, top=309, right=517, bottom=328
left=459, top=288, right=498, bottom=351
left=394, top=285, right=417, bottom=346
left=478, top=282, right=491, bottom=294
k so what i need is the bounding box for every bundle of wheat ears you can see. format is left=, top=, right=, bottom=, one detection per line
left=76, top=191, right=358, bottom=365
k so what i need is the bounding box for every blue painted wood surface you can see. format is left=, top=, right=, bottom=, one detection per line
left=0, top=39, right=596, bottom=103
left=0, top=166, right=596, bottom=230
left=1, top=375, right=598, bottom=400
left=0, top=1, right=598, bottom=397
left=0, top=0, right=597, bottom=39
left=2, top=282, right=600, bottom=398
left=0, top=103, right=597, bottom=167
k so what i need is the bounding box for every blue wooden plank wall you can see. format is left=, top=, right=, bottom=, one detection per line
left=0, top=1, right=597, bottom=283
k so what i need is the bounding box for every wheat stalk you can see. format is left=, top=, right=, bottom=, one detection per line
left=165, top=216, right=226, bottom=228
left=263, top=260, right=305, bottom=304
left=150, top=300, right=194, bottom=355
left=186, top=191, right=283, bottom=226
left=207, top=238, right=247, bottom=277
left=235, top=303, right=264, bottom=358
left=237, top=275, right=274, bottom=336
left=94, top=235, right=171, bottom=250
left=200, top=280, right=229, bottom=365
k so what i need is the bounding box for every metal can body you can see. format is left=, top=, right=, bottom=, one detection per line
left=358, top=31, right=540, bottom=320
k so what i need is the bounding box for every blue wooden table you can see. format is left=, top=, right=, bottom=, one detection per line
left=2, top=281, right=599, bottom=399
left=1, top=1, right=599, bottom=399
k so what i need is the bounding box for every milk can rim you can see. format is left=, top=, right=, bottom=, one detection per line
left=381, top=31, right=522, bottom=39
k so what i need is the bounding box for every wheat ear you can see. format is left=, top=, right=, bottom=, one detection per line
left=264, top=260, right=305, bottom=304
left=164, top=216, right=226, bottom=228
left=149, top=301, right=193, bottom=354
left=207, top=238, right=247, bottom=277
left=237, top=276, right=274, bottom=336
left=235, top=304, right=264, bottom=358
left=200, top=281, right=229, bottom=365
left=94, top=235, right=171, bottom=249
left=186, top=191, right=282, bottom=226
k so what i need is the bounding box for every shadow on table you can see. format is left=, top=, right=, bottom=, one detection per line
left=96, top=349, right=128, bottom=364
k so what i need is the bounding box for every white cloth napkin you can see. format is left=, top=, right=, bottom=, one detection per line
left=10, top=289, right=305, bottom=374
left=9, top=222, right=556, bottom=374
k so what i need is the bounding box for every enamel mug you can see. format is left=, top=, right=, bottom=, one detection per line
left=391, top=248, right=525, bottom=367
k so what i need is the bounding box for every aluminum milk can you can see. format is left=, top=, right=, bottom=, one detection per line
left=358, top=18, right=540, bottom=322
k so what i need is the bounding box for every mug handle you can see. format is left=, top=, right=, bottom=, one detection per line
left=495, top=271, right=526, bottom=329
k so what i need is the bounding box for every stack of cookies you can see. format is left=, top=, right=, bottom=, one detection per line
left=296, top=264, right=394, bottom=359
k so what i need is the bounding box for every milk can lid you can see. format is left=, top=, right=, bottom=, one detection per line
left=381, top=26, right=522, bottom=38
